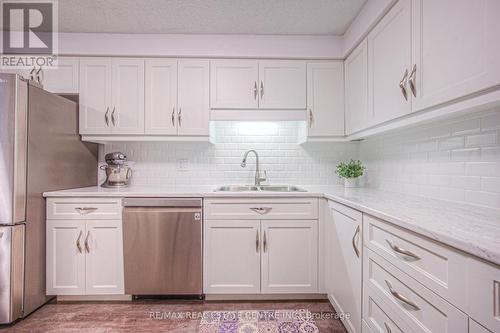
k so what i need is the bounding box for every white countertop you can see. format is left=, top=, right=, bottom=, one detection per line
left=44, top=185, right=500, bottom=266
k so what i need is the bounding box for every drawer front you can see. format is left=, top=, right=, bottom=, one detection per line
left=203, top=198, right=318, bottom=220
left=467, top=258, right=500, bottom=333
left=364, top=248, right=468, bottom=333
left=363, top=215, right=467, bottom=308
left=363, top=286, right=413, bottom=333
left=47, top=198, right=122, bottom=220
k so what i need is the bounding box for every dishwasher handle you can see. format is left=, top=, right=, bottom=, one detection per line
left=122, top=198, right=202, bottom=208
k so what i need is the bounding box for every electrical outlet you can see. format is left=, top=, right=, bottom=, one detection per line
left=176, top=159, right=190, bottom=171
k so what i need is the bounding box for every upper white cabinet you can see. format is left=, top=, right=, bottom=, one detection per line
left=258, top=61, right=306, bottom=109
left=368, top=0, right=412, bottom=125
left=79, top=58, right=144, bottom=135
left=210, top=60, right=259, bottom=109
left=345, top=39, right=369, bottom=135
left=411, top=0, right=500, bottom=111
left=306, top=62, right=344, bottom=136
left=177, top=60, right=210, bottom=136
left=79, top=58, right=113, bottom=135
left=210, top=60, right=306, bottom=110
left=42, top=57, right=79, bottom=93
left=145, top=59, right=178, bottom=135
left=111, top=59, right=145, bottom=134
left=145, top=59, right=209, bottom=136
left=261, top=219, right=318, bottom=294
left=326, top=201, right=362, bottom=333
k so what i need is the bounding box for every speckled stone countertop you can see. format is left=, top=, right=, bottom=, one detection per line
left=44, top=185, right=500, bottom=266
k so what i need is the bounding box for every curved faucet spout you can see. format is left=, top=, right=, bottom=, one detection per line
left=241, top=150, right=266, bottom=186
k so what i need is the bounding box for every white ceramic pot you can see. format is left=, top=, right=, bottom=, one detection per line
left=344, top=178, right=360, bottom=188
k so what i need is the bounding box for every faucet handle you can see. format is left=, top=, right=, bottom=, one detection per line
left=259, top=170, right=267, bottom=182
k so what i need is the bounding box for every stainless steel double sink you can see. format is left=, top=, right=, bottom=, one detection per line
left=215, top=185, right=307, bottom=192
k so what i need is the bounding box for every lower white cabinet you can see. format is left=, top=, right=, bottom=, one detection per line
left=326, top=200, right=362, bottom=333
left=46, top=218, right=124, bottom=296
left=203, top=218, right=318, bottom=294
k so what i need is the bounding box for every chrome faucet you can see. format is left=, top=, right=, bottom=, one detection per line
left=241, top=150, right=267, bottom=186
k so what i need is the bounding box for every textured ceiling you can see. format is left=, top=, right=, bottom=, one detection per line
left=58, top=0, right=367, bottom=35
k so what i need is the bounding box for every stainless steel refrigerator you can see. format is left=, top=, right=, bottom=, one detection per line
left=0, top=73, right=98, bottom=324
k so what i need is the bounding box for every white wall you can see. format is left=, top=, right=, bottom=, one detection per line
left=100, top=122, right=358, bottom=187
left=360, top=109, right=500, bottom=209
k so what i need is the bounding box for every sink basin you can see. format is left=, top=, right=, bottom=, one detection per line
left=214, top=185, right=307, bottom=192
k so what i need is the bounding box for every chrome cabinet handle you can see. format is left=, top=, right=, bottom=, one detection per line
left=384, top=322, right=392, bottom=333
left=76, top=230, right=83, bottom=253
left=84, top=231, right=90, bottom=253
left=111, top=107, right=116, bottom=126
left=263, top=230, right=267, bottom=253
left=386, top=240, right=421, bottom=260
left=104, top=107, right=110, bottom=126
left=352, top=225, right=360, bottom=258
left=178, top=107, right=182, bottom=127
left=250, top=207, right=272, bottom=215
left=309, top=109, right=313, bottom=128
left=260, top=81, right=264, bottom=99
left=399, top=69, right=409, bottom=101
left=385, top=280, right=420, bottom=310
left=256, top=230, right=260, bottom=253
left=171, top=107, right=176, bottom=127
left=254, top=81, right=258, bottom=100
left=75, top=207, right=98, bottom=215
left=408, top=64, right=417, bottom=97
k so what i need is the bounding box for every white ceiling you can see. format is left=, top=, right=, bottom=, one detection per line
left=58, top=0, right=367, bottom=36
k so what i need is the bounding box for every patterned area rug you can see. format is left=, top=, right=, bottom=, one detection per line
left=198, top=309, right=319, bottom=333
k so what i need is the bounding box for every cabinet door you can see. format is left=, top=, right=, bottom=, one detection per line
left=46, top=220, right=85, bottom=295
left=145, top=59, right=177, bottom=135
left=178, top=60, right=210, bottom=136
left=345, top=39, right=369, bottom=135
left=42, top=57, right=79, bottom=93
left=85, top=220, right=124, bottom=295
left=111, top=58, right=145, bottom=134
left=307, top=62, right=344, bottom=136
left=368, top=0, right=412, bottom=125
left=328, top=201, right=362, bottom=333
left=203, top=220, right=260, bottom=294
left=261, top=219, right=318, bottom=294
left=259, top=60, right=306, bottom=109
left=210, top=60, right=258, bottom=109
left=79, top=58, right=113, bottom=135
left=412, top=0, right=500, bottom=111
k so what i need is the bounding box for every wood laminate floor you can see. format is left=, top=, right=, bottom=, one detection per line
left=0, top=299, right=348, bottom=333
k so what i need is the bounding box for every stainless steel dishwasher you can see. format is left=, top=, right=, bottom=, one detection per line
left=122, top=198, right=202, bottom=297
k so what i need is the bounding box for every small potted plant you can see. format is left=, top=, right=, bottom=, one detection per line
left=335, top=160, right=365, bottom=188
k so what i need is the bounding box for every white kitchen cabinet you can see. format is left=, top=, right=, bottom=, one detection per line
left=261, top=219, right=318, bottom=294
left=327, top=201, right=362, bottom=333
left=345, top=39, right=369, bottom=135
left=210, top=60, right=259, bottom=109
left=203, top=219, right=261, bottom=294
left=368, top=0, right=412, bottom=125
left=258, top=60, right=306, bottom=109
left=42, top=58, right=79, bottom=93
left=111, top=59, right=145, bottom=134
left=411, top=0, right=500, bottom=112
left=79, top=58, right=113, bottom=135
left=145, top=59, right=178, bottom=135
left=46, top=220, right=86, bottom=295
left=306, top=62, right=344, bottom=136
left=177, top=60, right=210, bottom=136
left=85, top=220, right=124, bottom=295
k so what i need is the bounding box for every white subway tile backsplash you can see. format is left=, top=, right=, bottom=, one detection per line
left=466, top=132, right=497, bottom=147
left=438, top=137, right=464, bottom=150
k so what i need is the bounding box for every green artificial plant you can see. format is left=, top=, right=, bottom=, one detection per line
left=335, top=160, right=365, bottom=179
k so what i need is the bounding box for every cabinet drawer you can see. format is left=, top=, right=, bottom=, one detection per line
left=203, top=198, right=318, bottom=220
left=363, top=286, right=413, bottom=333
left=363, top=215, right=467, bottom=308
left=364, top=248, right=468, bottom=333
left=467, top=258, right=500, bottom=333
left=47, top=198, right=122, bottom=220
